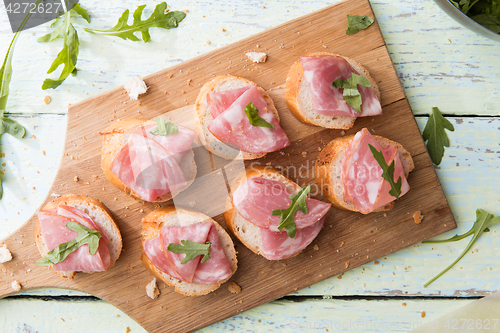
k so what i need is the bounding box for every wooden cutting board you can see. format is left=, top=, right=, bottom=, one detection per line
left=0, top=0, right=456, bottom=332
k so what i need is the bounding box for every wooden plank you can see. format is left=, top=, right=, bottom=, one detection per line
left=0, top=1, right=456, bottom=332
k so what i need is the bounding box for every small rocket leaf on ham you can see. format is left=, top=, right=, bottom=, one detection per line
left=368, top=144, right=402, bottom=199
left=167, top=240, right=211, bottom=264
left=332, top=73, right=371, bottom=113
left=36, top=222, right=102, bottom=266
left=272, top=186, right=311, bottom=239
left=150, top=117, right=179, bottom=136
left=244, top=102, right=274, bottom=129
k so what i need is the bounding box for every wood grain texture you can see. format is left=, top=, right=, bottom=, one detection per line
left=0, top=0, right=457, bottom=332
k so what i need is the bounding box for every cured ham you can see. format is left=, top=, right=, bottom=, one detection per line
left=110, top=122, right=196, bottom=202
left=37, top=209, right=111, bottom=272
left=342, top=128, right=410, bottom=214
left=233, top=177, right=331, bottom=231
left=207, top=86, right=251, bottom=118
left=207, top=85, right=290, bottom=154
left=300, top=56, right=382, bottom=117
left=143, top=222, right=232, bottom=285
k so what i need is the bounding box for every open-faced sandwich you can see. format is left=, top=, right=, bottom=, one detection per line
left=35, top=194, right=122, bottom=279
left=286, top=52, right=382, bottom=129
left=315, top=128, right=414, bottom=214
left=101, top=118, right=197, bottom=202
left=194, top=75, right=290, bottom=160
left=141, top=206, right=237, bottom=296
left=224, top=166, right=331, bottom=260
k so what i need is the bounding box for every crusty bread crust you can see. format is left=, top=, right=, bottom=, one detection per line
left=285, top=52, right=380, bottom=129
left=141, top=206, right=237, bottom=296
left=194, top=75, right=280, bottom=160
left=315, top=134, right=414, bottom=212
left=100, top=119, right=197, bottom=203
left=35, top=194, right=123, bottom=279
left=224, top=166, right=310, bottom=260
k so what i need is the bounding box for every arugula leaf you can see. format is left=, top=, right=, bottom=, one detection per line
left=244, top=102, right=274, bottom=129
left=0, top=117, right=26, bottom=139
left=84, top=3, right=186, bottom=42
left=0, top=178, right=3, bottom=200
left=150, top=117, right=178, bottom=136
left=346, top=15, right=375, bottom=35
left=0, top=33, right=19, bottom=113
left=272, top=186, right=311, bottom=239
left=36, top=222, right=102, bottom=266
left=422, top=107, right=455, bottom=166
left=71, top=3, right=90, bottom=23
left=332, top=73, right=371, bottom=113
left=167, top=240, right=211, bottom=264
left=368, top=144, right=402, bottom=199
left=423, top=209, right=500, bottom=287
left=472, top=13, right=500, bottom=32
left=37, top=4, right=90, bottom=43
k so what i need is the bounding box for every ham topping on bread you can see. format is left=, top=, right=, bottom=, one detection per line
left=143, top=222, right=233, bottom=285
left=300, top=55, right=382, bottom=117
left=207, top=85, right=290, bottom=154
left=110, top=123, right=196, bottom=202
left=232, top=176, right=330, bottom=260
left=342, top=128, right=410, bottom=214
left=38, top=208, right=111, bottom=272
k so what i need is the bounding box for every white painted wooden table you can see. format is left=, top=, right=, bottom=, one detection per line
left=1, top=0, right=499, bottom=332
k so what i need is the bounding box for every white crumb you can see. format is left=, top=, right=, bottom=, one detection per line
left=0, top=244, right=12, bottom=263
left=146, top=278, right=160, bottom=299
left=124, top=78, right=148, bottom=101
left=11, top=280, right=21, bottom=292
left=246, top=52, right=267, bottom=63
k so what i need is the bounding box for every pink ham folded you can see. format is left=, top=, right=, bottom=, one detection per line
left=142, top=222, right=233, bottom=285
left=207, top=85, right=290, bottom=154
left=208, top=86, right=251, bottom=118
left=38, top=209, right=111, bottom=272
left=300, top=56, right=382, bottom=117
left=342, top=128, right=410, bottom=214
left=110, top=123, right=196, bottom=202
left=232, top=177, right=331, bottom=260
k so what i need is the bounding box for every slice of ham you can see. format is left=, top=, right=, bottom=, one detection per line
left=160, top=222, right=212, bottom=283
left=260, top=215, right=326, bottom=260
left=233, top=177, right=331, bottom=231
left=207, top=85, right=290, bottom=154
left=207, top=86, right=251, bottom=118
left=38, top=211, right=110, bottom=272
left=142, top=236, right=184, bottom=281
left=300, top=56, right=382, bottom=117
left=342, top=128, right=409, bottom=214
left=57, top=206, right=109, bottom=243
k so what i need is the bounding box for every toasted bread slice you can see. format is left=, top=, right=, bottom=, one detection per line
left=194, top=75, right=280, bottom=160
left=100, top=119, right=197, bottom=203
left=35, top=194, right=122, bottom=279
left=141, top=206, right=237, bottom=296
left=286, top=52, right=380, bottom=129
left=315, top=135, right=414, bottom=212
left=224, top=166, right=315, bottom=259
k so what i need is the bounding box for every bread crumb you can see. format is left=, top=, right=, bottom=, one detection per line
left=413, top=211, right=423, bottom=224
left=124, top=78, right=148, bottom=101
left=301, top=151, right=307, bottom=157
left=183, top=9, right=189, bottom=13
left=374, top=260, right=379, bottom=265
left=206, top=40, right=211, bottom=45
left=167, top=73, right=173, bottom=79
left=313, top=244, right=319, bottom=251
left=345, top=261, right=349, bottom=268
left=74, top=176, right=79, bottom=182
left=188, top=200, right=196, bottom=208
left=125, top=328, right=131, bottom=333
left=146, top=278, right=160, bottom=299
left=221, top=28, right=226, bottom=32
left=43, top=95, right=51, bottom=104
left=0, top=244, right=13, bottom=263
left=421, top=311, right=426, bottom=318
left=11, top=280, right=21, bottom=291
left=402, top=302, right=407, bottom=306
left=246, top=52, right=267, bottom=63
left=42, top=150, right=46, bottom=155
left=228, top=281, right=241, bottom=294
left=187, top=79, right=192, bottom=85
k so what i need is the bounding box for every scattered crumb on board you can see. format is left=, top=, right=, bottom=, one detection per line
left=0, top=244, right=13, bottom=263
left=124, top=78, right=148, bottom=101
left=146, top=278, right=160, bottom=299
left=246, top=52, right=267, bottom=63
left=11, top=280, right=21, bottom=291
left=413, top=211, right=423, bottom=224
left=228, top=281, right=242, bottom=294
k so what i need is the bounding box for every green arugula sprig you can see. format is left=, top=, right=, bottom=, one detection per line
left=150, top=117, right=178, bottom=136
left=272, top=186, right=311, bottom=239
left=346, top=15, right=375, bottom=35
left=422, top=107, right=455, bottom=165
left=244, top=102, right=274, bottom=129
left=38, top=4, right=90, bottom=90
left=450, top=0, right=500, bottom=33
left=423, top=209, right=500, bottom=287
left=368, top=144, right=402, bottom=199
left=167, top=240, right=211, bottom=264
left=332, top=73, right=371, bottom=113
left=36, top=222, right=102, bottom=266
left=84, top=2, right=186, bottom=42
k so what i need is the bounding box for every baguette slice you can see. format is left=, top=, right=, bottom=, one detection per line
left=194, top=75, right=280, bottom=160
left=35, top=194, right=123, bottom=279
left=141, top=206, right=237, bottom=296
left=224, top=166, right=311, bottom=259
left=101, top=119, right=197, bottom=203
left=315, top=134, right=414, bottom=212
left=286, top=52, right=380, bottom=129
